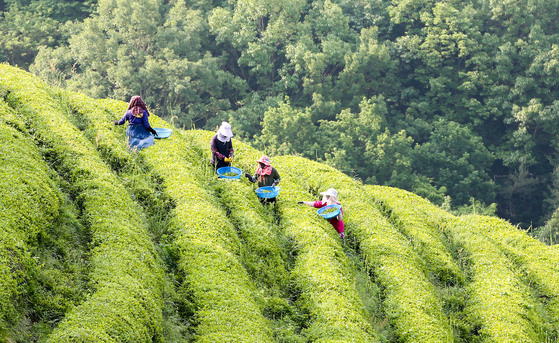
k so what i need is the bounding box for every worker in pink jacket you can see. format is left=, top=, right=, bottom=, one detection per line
left=298, top=188, right=345, bottom=244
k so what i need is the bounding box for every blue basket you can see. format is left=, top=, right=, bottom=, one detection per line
left=317, top=204, right=341, bottom=219
left=153, top=128, right=173, bottom=139
left=255, top=186, right=280, bottom=199
left=217, top=166, right=242, bottom=179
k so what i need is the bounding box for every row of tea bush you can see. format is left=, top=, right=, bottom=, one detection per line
left=0, top=65, right=166, bottom=342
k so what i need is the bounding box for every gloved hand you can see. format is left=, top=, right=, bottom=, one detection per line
left=148, top=127, right=158, bottom=136
left=297, top=201, right=304, bottom=204
left=114, top=120, right=119, bottom=125
left=244, top=173, right=254, bottom=182
left=224, top=157, right=232, bottom=163
left=272, top=180, right=279, bottom=187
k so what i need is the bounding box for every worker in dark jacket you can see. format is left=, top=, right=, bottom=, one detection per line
left=114, top=95, right=157, bottom=150
left=210, top=122, right=234, bottom=171
left=245, top=155, right=281, bottom=203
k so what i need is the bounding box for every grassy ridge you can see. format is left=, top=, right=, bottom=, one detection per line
left=447, top=215, right=547, bottom=342
left=58, top=90, right=274, bottom=341
left=263, top=167, right=378, bottom=342
left=208, top=168, right=304, bottom=341
left=141, top=131, right=274, bottom=342
left=277, top=156, right=455, bottom=342
left=193, top=139, right=290, bottom=294
left=91, top=101, right=275, bottom=342
left=463, top=216, right=559, bottom=335
left=366, top=186, right=463, bottom=283
left=0, top=100, right=62, bottom=335
left=186, top=131, right=379, bottom=342
left=213, top=180, right=290, bottom=294
left=367, top=185, right=555, bottom=342
left=0, top=65, right=165, bottom=342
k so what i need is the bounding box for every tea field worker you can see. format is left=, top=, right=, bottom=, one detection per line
left=244, top=155, right=281, bottom=203
left=114, top=95, right=157, bottom=151
left=210, top=121, right=234, bottom=171
left=298, top=188, right=345, bottom=244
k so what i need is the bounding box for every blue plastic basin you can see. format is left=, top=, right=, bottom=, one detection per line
left=317, top=204, right=341, bottom=219
left=255, top=186, right=280, bottom=198
left=217, top=166, right=242, bottom=179
left=153, top=128, right=172, bottom=139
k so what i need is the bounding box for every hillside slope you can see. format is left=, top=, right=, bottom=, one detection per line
left=1, top=64, right=559, bottom=343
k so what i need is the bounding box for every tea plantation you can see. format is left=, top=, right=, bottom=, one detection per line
left=1, top=64, right=559, bottom=342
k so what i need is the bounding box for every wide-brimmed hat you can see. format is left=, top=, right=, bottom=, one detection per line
left=218, top=122, right=233, bottom=138
left=257, top=155, right=271, bottom=166
left=320, top=188, right=338, bottom=198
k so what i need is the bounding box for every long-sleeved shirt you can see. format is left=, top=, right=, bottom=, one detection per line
left=116, top=110, right=152, bottom=129
left=314, top=201, right=344, bottom=233
left=250, top=167, right=280, bottom=188
left=210, top=134, right=234, bottom=165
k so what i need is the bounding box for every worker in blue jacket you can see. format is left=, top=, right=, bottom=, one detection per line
left=114, top=95, right=157, bottom=150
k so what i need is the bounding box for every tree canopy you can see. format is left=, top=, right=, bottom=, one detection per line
left=3, top=0, right=559, bottom=233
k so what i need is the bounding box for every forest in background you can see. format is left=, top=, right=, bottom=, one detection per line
left=2, top=0, right=559, bottom=242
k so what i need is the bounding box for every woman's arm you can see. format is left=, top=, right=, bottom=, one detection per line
left=142, top=111, right=157, bottom=135
left=228, top=141, right=234, bottom=158
left=244, top=172, right=256, bottom=183
left=210, top=136, right=227, bottom=159
left=114, top=112, right=128, bottom=125
left=142, top=111, right=152, bottom=129
left=272, top=168, right=280, bottom=186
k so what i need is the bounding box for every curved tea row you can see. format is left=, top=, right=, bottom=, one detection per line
left=0, top=65, right=165, bottom=342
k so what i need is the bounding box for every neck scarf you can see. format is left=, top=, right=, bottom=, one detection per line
left=256, top=164, right=272, bottom=176
left=217, top=132, right=230, bottom=143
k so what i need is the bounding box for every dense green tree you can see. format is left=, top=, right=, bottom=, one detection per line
left=5, top=0, right=559, bottom=231
left=32, top=0, right=242, bottom=128
left=319, top=96, right=387, bottom=177
left=413, top=119, right=496, bottom=205
left=0, top=0, right=94, bottom=68
left=225, top=93, right=283, bottom=142
left=336, top=27, right=394, bottom=110
left=256, top=98, right=320, bottom=158
left=0, top=7, right=64, bottom=68
left=209, top=0, right=307, bottom=91
left=4, top=0, right=94, bottom=20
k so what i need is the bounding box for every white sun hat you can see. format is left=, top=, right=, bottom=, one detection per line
left=219, top=121, right=233, bottom=138
left=320, top=188, right=338, bottom=198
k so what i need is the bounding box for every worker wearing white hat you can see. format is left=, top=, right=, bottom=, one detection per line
left=320, top=188, right=338, bottom=199
left=298, top=188, right=345, bottom=244
left=210, top=122, right=234, bottom=170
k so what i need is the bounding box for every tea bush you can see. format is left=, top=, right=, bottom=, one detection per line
left=106, top=122, right=276, bottom=342
left=270, top=175, right=379, bottom=342
left=277, top=156, right=454, bottom=342
left=366, top=186, right=463, bottom=283
left=0, top=100, right=62, bottom=334
left=368, top=185, right=552, bottom=342
left=210, top=176, right=303, bottom=341
left=186, top=131, right=379, bottom=342
left=65, top=89, right=273, bottom=341
left=445, top=215, right=546, bottom=342
left=460, top=215, right=559, bottom=334
left=3, top=63, right=559, bottom=343
left=0, top=65, right=166, bottom=342
left=213, top=181, right=290, bottom=291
